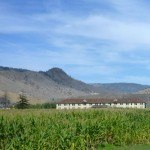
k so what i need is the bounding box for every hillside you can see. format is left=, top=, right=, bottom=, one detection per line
left=0, top=66, right=105, bottom=103
left=1, top=66, right=150, bottom=103
left=91, top=83, right=150, bottom=93
left=44, top=68, right=107, bottom=93
left=136, top=88, right=150, bottom=94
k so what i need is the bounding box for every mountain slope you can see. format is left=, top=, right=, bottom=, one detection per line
left=1, top=66, right=150, bottom=103
left=0, top=66, right=108, bottom=102
left=91, top=83, right=150, bottom=93
left=44, top=68, right=104, bottom=93
left=0, top=67, right=89, bottom=102
left=136, top=88, right=150, bottom=94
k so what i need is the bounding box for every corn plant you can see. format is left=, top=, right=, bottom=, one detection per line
left=0, top=109, right=150, bottom=149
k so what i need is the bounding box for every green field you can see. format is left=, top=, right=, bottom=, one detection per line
left=0, top=109, right=150, bottom=149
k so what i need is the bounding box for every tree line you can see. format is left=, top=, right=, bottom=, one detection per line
left=0, top=92, right=56, bottom=109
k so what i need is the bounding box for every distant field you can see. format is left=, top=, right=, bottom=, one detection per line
left=0, top=109, right=150, bottom=149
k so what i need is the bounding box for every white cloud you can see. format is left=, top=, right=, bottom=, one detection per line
left=55, top=14, right=150, bottom=51
left=1, top=0, right=150, bottom=84
left=1, top=0, right=150, bottom=50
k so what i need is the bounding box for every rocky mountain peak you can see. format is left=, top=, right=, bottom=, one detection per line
left=45, top=67, right=72, bottom=85
left=47, top=67, right=68, bottom=76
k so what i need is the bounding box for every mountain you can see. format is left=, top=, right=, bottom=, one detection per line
left=136, top=88, right=150, bottom=94
left=91, top=83, right=150, bottom=93
left=1, top=66, right=150, bottom=103
left=44, top=68, right=105, bottom=93
left=0, top=66, right=104, bottom=103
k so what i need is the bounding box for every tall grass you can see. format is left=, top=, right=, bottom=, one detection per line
left=0, top=109, right=150, bottom=149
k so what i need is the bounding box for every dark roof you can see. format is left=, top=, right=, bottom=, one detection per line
left=58, top=98, right=146, bottom=104
left=118, top=98, right=146, bottom=103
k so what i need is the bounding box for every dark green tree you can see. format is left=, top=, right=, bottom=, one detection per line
left=3, top=91, right=10, bottom=108
left=16, top=93, right=30, bottom=109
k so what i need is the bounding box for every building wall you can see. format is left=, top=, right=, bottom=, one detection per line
left=57, top=103, right=92, bottom=109
left=110, top=103, right=145, bottom=108
left=56, top=102, right=146, bottom=109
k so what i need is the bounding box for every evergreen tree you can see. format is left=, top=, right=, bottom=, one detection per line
left=3, top=91, right=10, bottom=108
left=16, top=93, right=30, bottom=109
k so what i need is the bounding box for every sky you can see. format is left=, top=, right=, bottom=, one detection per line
left=0, top=0, right=150, bottom=84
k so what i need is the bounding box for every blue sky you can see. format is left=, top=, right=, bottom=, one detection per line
left=0, top=0, right=150, bottom=84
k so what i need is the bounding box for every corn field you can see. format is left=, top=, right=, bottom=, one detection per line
left=0, top=109, right=150, bottom=149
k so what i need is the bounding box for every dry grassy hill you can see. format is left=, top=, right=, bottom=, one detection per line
left=0, top=67, right=103, bottom=103
left=1, top=66, right=150, bottom=104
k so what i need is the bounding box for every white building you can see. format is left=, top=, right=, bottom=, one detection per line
left=56, top=98, right=146, bottom=109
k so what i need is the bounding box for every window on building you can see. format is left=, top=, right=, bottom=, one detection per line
left=134, top=103, right=137, bottom=105
left=89, top=103, right=92, bottom=105
left=120, top=103, right=123, bottom=105
left=140, top=103, right=143, bottom=105
left=78, top=104, right=81, bottom=106
left=126, top=103, right=129, bottom=105
left=72, top=104, right=75, bottom=106
left=64, top=104, right=67, bottom=106
left=58, top=104, right=61, bottom=106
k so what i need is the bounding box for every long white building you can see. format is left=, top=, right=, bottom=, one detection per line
left=56, top=98, right=146, bottom=109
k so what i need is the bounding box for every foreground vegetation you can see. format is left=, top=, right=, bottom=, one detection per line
left=0, top=109, right=150, bottom=149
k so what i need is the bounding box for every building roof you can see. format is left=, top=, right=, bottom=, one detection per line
left=57, top=98, right=146, bottom=104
